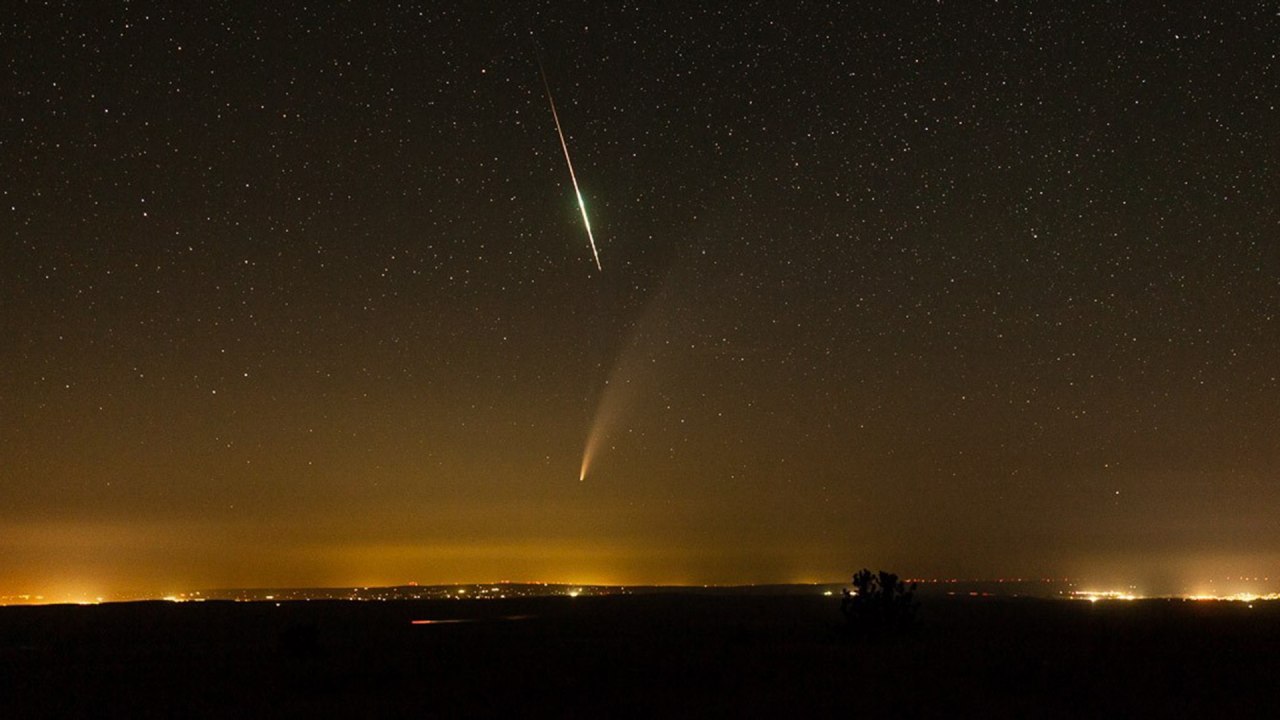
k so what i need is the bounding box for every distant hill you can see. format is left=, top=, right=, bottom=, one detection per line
left=184, top=579, right=1080, bottom=603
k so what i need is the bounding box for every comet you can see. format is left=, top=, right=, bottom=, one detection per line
left=537, top=58, right=602, bottom=271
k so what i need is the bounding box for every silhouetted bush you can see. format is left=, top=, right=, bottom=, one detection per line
left=841, top=569, right=917, bottom=638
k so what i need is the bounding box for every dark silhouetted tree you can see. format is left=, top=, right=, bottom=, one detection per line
left=841, top=569, right=917, bottom=637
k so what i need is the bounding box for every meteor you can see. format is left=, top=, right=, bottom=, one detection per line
left=537, top=58, right=602, bottom=271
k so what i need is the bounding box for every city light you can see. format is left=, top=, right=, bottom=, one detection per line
left=1067, top=591, right=1140, bottom=602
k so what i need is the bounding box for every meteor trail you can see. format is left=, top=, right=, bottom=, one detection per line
left=537, top=58, right=602, bottom=271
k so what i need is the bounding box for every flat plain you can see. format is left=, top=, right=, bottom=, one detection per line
left=2, top=593, right=1277, bottom=717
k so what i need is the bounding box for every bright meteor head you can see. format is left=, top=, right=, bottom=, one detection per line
left=538, top=57, right=602, bottom=271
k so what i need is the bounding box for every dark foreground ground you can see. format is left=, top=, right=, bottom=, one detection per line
left=2, top=593, right=1278, bottom=718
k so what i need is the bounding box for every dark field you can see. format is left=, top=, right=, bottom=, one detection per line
left=2, top=594, right=1278, bottom=717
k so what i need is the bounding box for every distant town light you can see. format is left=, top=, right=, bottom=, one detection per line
left=1068, top=590, right=1139, bottom=602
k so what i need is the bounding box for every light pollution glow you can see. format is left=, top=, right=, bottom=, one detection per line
left=1069, top=590, right=1280, bottom=603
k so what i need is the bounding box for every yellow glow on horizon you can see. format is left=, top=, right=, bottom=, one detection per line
left=1068, top=590, right=1141, bottom=602
left=1186, top=592, right=1280, bottom=602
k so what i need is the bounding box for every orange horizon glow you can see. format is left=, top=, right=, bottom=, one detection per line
left=7, top=577, right=1280, bottom=607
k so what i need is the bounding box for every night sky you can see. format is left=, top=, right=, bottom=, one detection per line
left=4, top=2, right=1278, bottom=599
